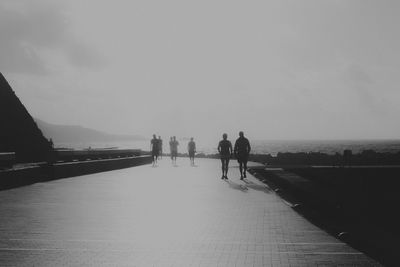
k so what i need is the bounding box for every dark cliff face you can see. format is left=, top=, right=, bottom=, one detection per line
left=0, top=73, right=52, bottom=162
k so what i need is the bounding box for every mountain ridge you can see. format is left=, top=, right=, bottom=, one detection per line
left=35, top=119, right=146, bottom=144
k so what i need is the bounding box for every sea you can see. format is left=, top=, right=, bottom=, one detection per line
left=55, top=139, right=400, bottom=156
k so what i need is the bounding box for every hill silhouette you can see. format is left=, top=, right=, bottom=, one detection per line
left=35, top=119, right=146, bottom=144
left=0, top=73, right=52, bottom=162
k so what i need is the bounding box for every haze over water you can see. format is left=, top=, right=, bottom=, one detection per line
left=56, top=139, right=400, bottom=156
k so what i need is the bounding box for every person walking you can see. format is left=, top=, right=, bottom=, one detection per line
left=234, top=131, right=251, bottom=179
left=150, top=134, right=159, bottom=166
left=218, top=133, right=232, bottom=179
left=187, top=137, right=196, bottom=166
left=170, top=136, right=179, bottom=165
left=158, top=136, right=163, bottom=159
left=169, top=137, right=173, bottom=161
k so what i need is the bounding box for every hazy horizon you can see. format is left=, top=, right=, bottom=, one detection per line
left=2, top=0, right=399, bottom=142
left=36, top=118, right=400, bottom=142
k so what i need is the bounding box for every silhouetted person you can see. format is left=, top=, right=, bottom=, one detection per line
left=218, top=133, right=232, bottom=179
left=170, top=136, right=179, bottom=165
left=169, top=137, right=173, bottom=160
left=234, top=131, right=251, bottom=179
left=187, top=137, right=196, bottom=166
left=158, top=136, right=163, bottom=159
left=150, top=134, right=159, bottom=166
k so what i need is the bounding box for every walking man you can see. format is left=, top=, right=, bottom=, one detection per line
left=187, top=137, right=196, bottom=166
left=158, top=136, right=163, bottom=159
left=150, top=134, right=159, bottom=166
left=234, top=131, right=251, bottom=179
left=170, top=136, right=179, bottom=165
left=169, top=137, right=173, bottom=161
left=218, top=133, right=232, bottom=179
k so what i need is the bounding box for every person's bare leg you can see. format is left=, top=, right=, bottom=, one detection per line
left=220, top=159, right=225, bottom=179
left=225, top=159, right=230, bottom=178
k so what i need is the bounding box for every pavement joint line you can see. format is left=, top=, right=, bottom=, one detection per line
left=0, top=248, right=363, bottom=255
left=3, top=239, right=345, bottom=245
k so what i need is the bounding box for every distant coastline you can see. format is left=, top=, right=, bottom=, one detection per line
left=34, top=118, right=400, bottom=157
left=35, top=119, right=146, bottom=144
left=52, top=138, right=400, bottom=156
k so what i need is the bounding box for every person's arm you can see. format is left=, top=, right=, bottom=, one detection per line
left=247, top=140, right=251, bottom=154
left=217, top=142, right=221, bottom=153
left=230, top=142, right=233, bottom=156
left=194, top=142, right=196, bottom=153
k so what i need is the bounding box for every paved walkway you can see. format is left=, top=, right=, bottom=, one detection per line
left=0, top=158, right=380, bottom=266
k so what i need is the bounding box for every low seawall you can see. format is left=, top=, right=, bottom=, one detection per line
left=0, top=156, right=152, bottom=190
left=53, top=156, right=151, bottom=179
left=0, top=165, right=44, bottom=190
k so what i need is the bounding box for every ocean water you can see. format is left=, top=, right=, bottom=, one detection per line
left=55, top=139, right=400, bottom=156
left=250, top=139, right=400, bottom=155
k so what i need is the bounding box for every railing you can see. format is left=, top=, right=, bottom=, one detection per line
left=55, top=149, right=142, bottom=162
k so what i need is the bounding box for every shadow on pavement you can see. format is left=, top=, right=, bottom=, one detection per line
left=225, top=180, right=248, bottom=192
left=243, top=179, right=272, bottom=193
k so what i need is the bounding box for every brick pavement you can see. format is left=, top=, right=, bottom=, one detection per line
left=0, top=158, right=381, bottom=266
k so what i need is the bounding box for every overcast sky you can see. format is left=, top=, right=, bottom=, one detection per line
left=1, top=0, right=399, bottom=143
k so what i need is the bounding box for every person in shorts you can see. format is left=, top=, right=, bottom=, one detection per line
left=150, top=134, right=159, bottom=166
left=170, top=136, right=179, bottom=165
left=187, top=137, right=196, bottom=166
left=218, top=133, right=232, bottom=179
left=234, top=131, right=251, bottom=179
left=158, top=136, right=163, bottom=159
left=169, top=137, right=173, bottom=160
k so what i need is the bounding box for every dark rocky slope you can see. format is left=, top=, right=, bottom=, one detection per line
left=0, top=73, right=52, bottom=162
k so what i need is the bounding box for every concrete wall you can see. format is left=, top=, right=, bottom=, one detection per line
left=0, top=166, right=45, bottom=190
left=0, top=156, right=152, bottom=190
left=53, top=156, right=151, bottom=179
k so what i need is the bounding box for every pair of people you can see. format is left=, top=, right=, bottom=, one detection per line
left=150, top=135, right=162, bottom=166
left=218, top=131, right=251, bottom=180
left=170, top=136, right=197, bottom=166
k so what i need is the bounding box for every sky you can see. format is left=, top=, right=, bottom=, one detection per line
left=1, top=0, right=400, bottom=144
